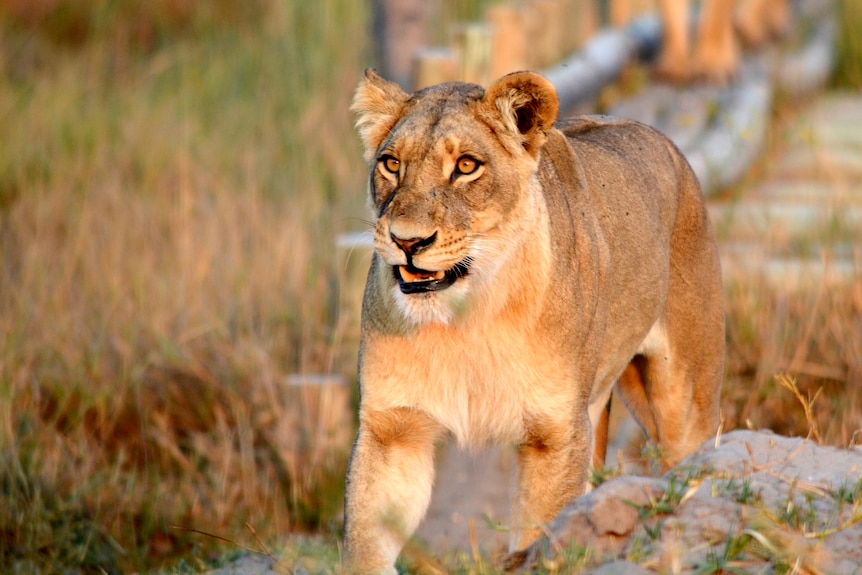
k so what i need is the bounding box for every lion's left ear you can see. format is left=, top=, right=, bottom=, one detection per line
left=484, top=71, right=559, bottom=157
left=351, top=69, right=409, bottom=162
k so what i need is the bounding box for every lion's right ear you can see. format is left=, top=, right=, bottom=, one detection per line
left=351, top=69, right=408, bottom=162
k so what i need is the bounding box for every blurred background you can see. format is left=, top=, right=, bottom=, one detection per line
left=0, top=0, right=859, bottom=573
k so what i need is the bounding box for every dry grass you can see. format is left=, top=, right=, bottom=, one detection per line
left=1, top=0, right=861, bottom=573
left=1, top=1, right=367, bottom=571
left=722, top=272, right=862, bottom=447
left=719, top=0, right=862, bottom=447
left=834, top=0, right=862, bottom=88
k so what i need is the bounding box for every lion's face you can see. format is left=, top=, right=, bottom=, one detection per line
left=352, top=71, right=559, bottom=325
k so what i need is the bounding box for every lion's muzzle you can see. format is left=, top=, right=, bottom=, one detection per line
left=388, top=228, right=470, bottom=294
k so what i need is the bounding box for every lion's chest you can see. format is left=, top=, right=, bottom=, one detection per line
left=360, top=323, right=575, bottom=447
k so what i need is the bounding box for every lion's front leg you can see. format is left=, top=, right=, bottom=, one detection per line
left=509, top=415, right=591, bottom=551
left=344, top=407, right=442, bottom=575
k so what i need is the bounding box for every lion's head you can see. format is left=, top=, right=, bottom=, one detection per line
left=352, top=70, right=559, bottom=325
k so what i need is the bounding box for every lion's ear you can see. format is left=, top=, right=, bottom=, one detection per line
left=484, top=71, right=559, bottom=156
left=351, top=69, right=408, bottom=161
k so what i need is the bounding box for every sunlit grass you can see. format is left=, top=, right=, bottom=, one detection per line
left=834, top=0, right=862, bottom=88
left=1, top=0, right=860, bottom=573
left=722, top=272, right=862, bottom=446
left=1, top=1, right=367, bottom=571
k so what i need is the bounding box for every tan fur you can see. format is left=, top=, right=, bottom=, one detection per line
left=343, top=70, right=725, bottom=574
left=654, top=0, right=790, bottom=83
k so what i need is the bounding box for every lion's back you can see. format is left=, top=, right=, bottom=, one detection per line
left=557, top=115, right=684, bottom=178
left=538, top=114, right=713, bottom=335
left=556, top=114, right=709, bottom=237
left=543, top=115, right=691, bottom=247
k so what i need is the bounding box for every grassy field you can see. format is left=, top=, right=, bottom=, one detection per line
left=0, top=1, right=369, bottom=571
left=1, top=0, right=860, bottom=573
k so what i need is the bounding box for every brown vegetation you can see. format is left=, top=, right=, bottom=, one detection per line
left=1, top=0, right=365, bottom=571
left=0, top=0, right=860, bottom=572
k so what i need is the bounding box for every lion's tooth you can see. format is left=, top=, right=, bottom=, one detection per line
left=399, top=265, right=445, bottom=283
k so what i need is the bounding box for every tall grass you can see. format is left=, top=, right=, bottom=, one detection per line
left=718, top=0, right=862, bottom=446
left=722, top=273, right=862, bottom=446
left=1, top=0, right=860, bottom=573
left=834, top=0, right=862, bottom=88
left=1, top=1, right=368, bottom=571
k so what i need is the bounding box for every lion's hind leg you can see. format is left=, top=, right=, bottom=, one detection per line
left=589, top=395, right=612, bottom=472
left=613, top=144, right=725, bottom=472
left=614, top=355, right=658, bottom=448
left=616, top=315, right=723, bottom=471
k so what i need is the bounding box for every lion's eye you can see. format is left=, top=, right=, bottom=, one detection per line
left=455, top=156, right=480, bottom=176
left=380, top=155, right=400, bottom=175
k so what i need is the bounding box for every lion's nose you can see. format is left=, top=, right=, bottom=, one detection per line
left=390, top=231, right=437, bottom=256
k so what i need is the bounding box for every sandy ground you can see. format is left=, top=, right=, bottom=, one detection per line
left=415, top=399, right=645, bottom=557
left=209, top=429, right=862, bottom=574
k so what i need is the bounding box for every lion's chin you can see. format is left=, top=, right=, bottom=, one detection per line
left=394, top=260, right=470, bottom=295
left=391, top=285, right=467, bottom=326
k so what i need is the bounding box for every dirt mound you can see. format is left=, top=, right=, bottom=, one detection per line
left=511, top=430, right=862, bottom=574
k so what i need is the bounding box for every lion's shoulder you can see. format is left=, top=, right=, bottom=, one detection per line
left=551, top=114, right=678, bottom=171
left=555, top=114, right=632, bottom=134
left=555, top=115, right=659, bottom=141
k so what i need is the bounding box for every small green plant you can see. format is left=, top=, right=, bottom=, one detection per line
left=776, top=491, right=819, bottom=534
left=723, top=477, right=759, bottom=505
left=640, top=442, right=665, bottom=475
left=624, top=472, right=698, bottom=542
left=625, top=531, right=657, bottom=566
left=532, top=543, right=592, bottom=575
left=737, top=478, right=757, bottom=505
left=588, top=464, right=621, bottom=488
left=696, top=529, right=752, bottom=575
left=628, top=488, right=669, bottom=524
left=835, top=476, right=862, bottom=505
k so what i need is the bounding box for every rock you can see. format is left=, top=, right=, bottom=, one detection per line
left=205, top=554, right=276, bottom=575
left=586, top=482, right=642, bottom=536
left=586, top=560, right=651, bottom=575
left=517, top=430, right=862, bottom=573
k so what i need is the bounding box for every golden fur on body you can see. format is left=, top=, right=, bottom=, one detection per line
left=344, top=69, right=725, bottom=574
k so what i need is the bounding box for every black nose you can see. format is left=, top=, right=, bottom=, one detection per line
left=390, top=231, right=437, bottom=256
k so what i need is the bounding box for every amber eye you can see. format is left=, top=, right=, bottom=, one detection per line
left=380, top=155, right=400, bottom=175
left=455, top=155, right=480, bottom=176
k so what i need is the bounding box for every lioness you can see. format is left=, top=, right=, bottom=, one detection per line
left=344, top=70, right=724, bottom=574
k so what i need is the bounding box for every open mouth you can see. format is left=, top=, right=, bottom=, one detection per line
left=394, top=260, right=470, bottom=294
